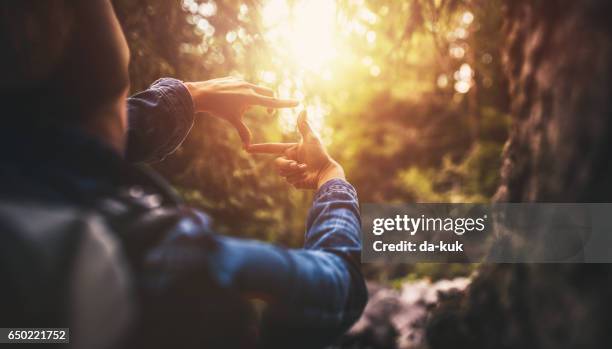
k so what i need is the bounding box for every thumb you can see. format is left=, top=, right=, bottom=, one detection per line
left=229, top=118, right=252, bottom=147
left=297, top=110, right=315, bottom=140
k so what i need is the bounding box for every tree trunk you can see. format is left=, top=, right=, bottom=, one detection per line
left=496, top=0, right=612, bottom=203
left=427, top=1, right=612, bottom=348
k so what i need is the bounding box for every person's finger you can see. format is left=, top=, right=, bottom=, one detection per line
left=284, top=146, right=298, bottom=160
left=229, top=118, right=252, bottom=146
left=275, top=158, right=306, bottom=172
left=251, top=94, right=299, bottom=108
left=247, top=143, right=298, bottom=154
left=279, top=163, right=307, bottom=176
left=275, top=157, right=298, bottom=173
left=246, top=83, right=275, bottom=97
left=243, top=83, right=281, bottom=111
left=297, top=110, right=316, bottom=140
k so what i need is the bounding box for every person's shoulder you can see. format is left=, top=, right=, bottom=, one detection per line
left=0, top=198, right=84, bottom=241
left=0, top=196, right=126, bottom=269
left=0, top=197, right=134, bottom=345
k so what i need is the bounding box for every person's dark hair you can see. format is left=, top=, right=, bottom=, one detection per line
left=0, top=1, right=74, bottom=87
left=0, top=0, right=130, bottom=126
left=0, top=1, right=76, bottom=124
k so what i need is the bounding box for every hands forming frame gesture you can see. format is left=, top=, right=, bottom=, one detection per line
left=184, top=77, right=345, bottom=190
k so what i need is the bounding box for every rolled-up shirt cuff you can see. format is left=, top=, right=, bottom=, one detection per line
left=126, top=77, right=195, bottom=163
left=313, top=178, right=358, bottom=202
left=148, top=78, right=195, bottom=160
left=150, top=78, right=195, bottom=122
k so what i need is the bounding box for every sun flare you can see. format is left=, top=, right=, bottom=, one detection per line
left=260, top=0, right=343, bottom=137
left=262, top=0, right=338, bottom=73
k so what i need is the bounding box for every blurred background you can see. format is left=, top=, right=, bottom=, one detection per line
left=111, top=1, right=612, bottom=348
left=113, top=0, right=511, bottom=346
left=113, top=0, right=508, bottom=282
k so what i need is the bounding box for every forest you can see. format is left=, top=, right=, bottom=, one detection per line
left=112, top=0, right=612, bottom=348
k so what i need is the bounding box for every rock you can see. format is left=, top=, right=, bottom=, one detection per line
left=337, top=278, right=470, bottom=349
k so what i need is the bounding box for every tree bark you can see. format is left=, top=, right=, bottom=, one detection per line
left=428, top=1, right=612, bottom=348
left=496, top=0, right=612, bottom=203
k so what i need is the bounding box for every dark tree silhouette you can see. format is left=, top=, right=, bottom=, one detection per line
left=496, top=0, right=612, bottom=203
left=427, top=1, right=612, bottom=348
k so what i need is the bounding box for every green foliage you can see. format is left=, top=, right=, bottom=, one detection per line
left=112, top=0, right=509, bottom=279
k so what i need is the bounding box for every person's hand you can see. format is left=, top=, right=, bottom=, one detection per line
left=183, top=76, right=299, bottom=147
left=247, top=110, right=345, bottom=190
